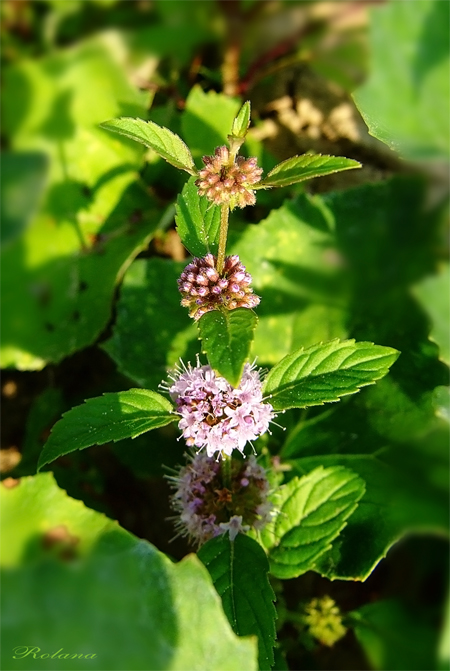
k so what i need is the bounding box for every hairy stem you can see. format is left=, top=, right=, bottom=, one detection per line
left=216, top=204, right=230, bottom=274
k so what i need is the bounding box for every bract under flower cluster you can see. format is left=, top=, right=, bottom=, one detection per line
left=168, top=452, right=273, bottom=546
left=195, top=145, right=263, bottom=209
left=165, top=361, right=274, bottom=459
left=178, top=253, right=260, bottom=320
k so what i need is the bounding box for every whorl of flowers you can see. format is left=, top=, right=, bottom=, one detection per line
left=168, top=452, right=273, bottom=546
left=162, top=361, right=274, bottom=459
left=195, top=145, right=263, bottom=209
left=177, top=253, right=260, bottom=320
left=302, top=596, right=347, bottom=647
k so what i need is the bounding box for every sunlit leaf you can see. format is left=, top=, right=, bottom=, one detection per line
left=263, top=466, right=365, bottom=579
left=197, top=308, right=258, bottom=387
left=99, top=117, right=196, bottom=174
left=257, top=155, right=360, bottom=189
left=38, top=390, right=175, bottom=470
left=175, top=176, right=221, bottom=256
left=231, top=101, right=251, bottom=138
left=263, top=339, right=399, bottom=411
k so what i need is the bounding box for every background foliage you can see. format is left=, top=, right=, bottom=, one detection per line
left=1, top=1, right=448, bottom=670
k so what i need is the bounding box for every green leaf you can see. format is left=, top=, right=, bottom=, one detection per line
left=264, top=466, right=365, bottom=579
left=413, top=264, right=450, bottom=366
left=175, top=176, right=221, bottom=256
left=198, top=534, right=276, bottom=671
left=181, top=86, right=241, bottom=160
left=350, top=600, right=439, bottom=671
left=1, top=473, right=258, bottom=671
left=37, top=390, right=176, bottom=471
left=0, top=152, right=48, bottom=246
left=292, top=453, right=449, bottom=581
left=99, top=117, right=196, bottom=174
left=257, top=154, right=361, bottom=189
left=231, top=101, right=251, bottom=138
left=263, top=339, right=399, bottom=411
left=102, top=258, right=198, bottom=391
left=1, top=39, right=162, bottom=370
left=353, top=0, right=450, bottom=160
left=197, top=308, right=258, bottom=387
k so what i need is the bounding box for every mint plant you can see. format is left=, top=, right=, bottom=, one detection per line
left=32, top=104, right=399, bottom=669
left=2, top=2, right=448, bottom=670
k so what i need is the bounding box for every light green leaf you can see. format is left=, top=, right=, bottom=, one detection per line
left=353, top=0, right=450, bottom=160
left=257, top=155, right=361, bottom=189
left=181, top=86, right=240, bottom=160
left=263, top=339, right=399, bottom=411
left=1, top=38, right=161, bottom=370
left=99, top=117, right=196, bottom=174
left=413, top=264, right=450, bottom=365
left=264, top=466, right=365, bottom=579
left=292, top=453, right=449, bottom=581
left=1, top=473, right=258, bottom=671
left=37, top=390, right=176, bottom=471
left=350, top=600, right=439, bottom=671
left=198, top=308, right=258, bottom=387
left=175, top=176, right=221, bottom=256
left=102, top=258, right=198, bottom=391
left=198, top=534, right=276, bottom=671
left=231, top=101, right=251, bottom=138
left=1, top=152, right=48, bottom=246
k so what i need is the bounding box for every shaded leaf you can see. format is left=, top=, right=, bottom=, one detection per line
left=102, top=258, right=198, bottom=391
left=38, top=390, right=175, bottom=470
left=198, top=533, right=276, bottom=671
left=257, top=155, right=360, bottom=189
left=175, top=176, right=221, bottom=256
left=263, top=339, right=399, bottom=411
left=198, top=308, right=258, bottom=387
left=413, top=264, right=450, bottom=365
left=1, top=473, right=258, bottom=671
left=264, top=466, right=365, bottom=579
left=99, top=117, right=196, bottom=174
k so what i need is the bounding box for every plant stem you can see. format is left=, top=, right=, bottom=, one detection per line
left=222, top=454, right=232, bottom=489
left=216, top=204, right=230, bottom=274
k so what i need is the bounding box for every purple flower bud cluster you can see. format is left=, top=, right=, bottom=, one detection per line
left=178, top=253, right=260, bottom=320
left=195, top=145, right=263, bottom=209
left=164, top=361, right=274, bottom=459
left=168, top=452, right=273, bottom=546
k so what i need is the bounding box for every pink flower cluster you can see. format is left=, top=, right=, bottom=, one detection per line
left=164, top=361, right=274, bottom=459
left=168, top=452, right=273, bottom=546
left=178, top=253, right=260, bottom=320
left=195, top=145, right=263, bottom=209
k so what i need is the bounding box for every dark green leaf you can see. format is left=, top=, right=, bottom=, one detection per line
left=231, top=101, right=251, bottom=138
left=102, top=258, right=198, bottom=391
left=197, top=308, right=258, bottom=387
left=292, top=452, right=449, bottom=581
left=1, top=473, right=258, bottom=671
left=257, top=155, right=361, bottom=189
left=263, top=339, right=399, bottom=411
left=353, top=0, right=449, bottom=160
left=350, top=600, right=439, bottom=671
left=198, top=534, right=276, bottom=671
left=99, top=117, right=196, bottom=174
left=175, top=176, right=221, bottom=256
left=38, top=390, right=175, bottom=470
left=264, top=466, right=365, bottom=579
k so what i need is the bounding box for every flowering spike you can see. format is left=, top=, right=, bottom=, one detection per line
left=177, top=254, right=260, bottom=320
left=165, top=361, right=275, bottom=459
left=195, top=146, right=263, bottom=209
left=168, top=452, right=273, bottom=547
